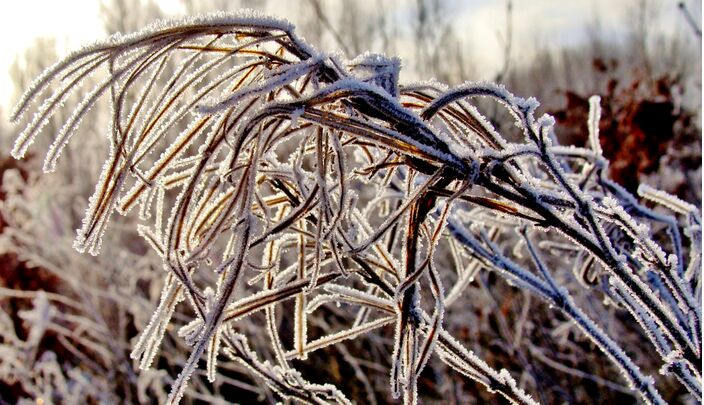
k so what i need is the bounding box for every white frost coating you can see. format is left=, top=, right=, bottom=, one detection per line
left=285, top=317, right=395, bottom=360
left=588, top=95, right=603, bottom=156
left=519, top=97, right=540, bottom=114
left=422, top=81, right=538, bottom=131
left=349, top=52, right=401, bottom=97
left=128, top=46, right=233, bottom=154
left=11, top=55, right=104, bottom=160
left=42, top=48, right=153, bottom=173
left=11, top=52, right=106, bottom=124
left=73, top=144, right=121, bottom=255
left=120, top=115, right=212, bottom=215
left=448, top=218, right=554, bottom=298
left=130, top=56, right=262, bottom=168
left=324, top=284, right=395, bottom=312
left=10, top=10, right=302, bottom=126
left=601, top=196, right=668, bottom=265
left=638, top=184, right=698, bottom=216
left=131, top=275, right=184, bottom=370
left=11, top=9, right=306, bottom=167
left=289, top=106, right=305, bottom=129
left=435, top=329, right=538, bottom=405
left=222, top=331, right=352, bottom=404
left=399, top=78, right=449, bottom=93
left=206, top=323, right=223, bottom=382
left=562, top=282, right=667, bottom=405
left=297, top=78, right=468, bottom=171
left=178, top=318, right=204, bottom=347
left=198, top=54, right=325, bottom=114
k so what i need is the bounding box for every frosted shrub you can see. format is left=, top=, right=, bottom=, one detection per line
left=8, top=11, right=701, bottom=404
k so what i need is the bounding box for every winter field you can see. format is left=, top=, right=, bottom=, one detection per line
left=0, top=1, right=701, bottom=404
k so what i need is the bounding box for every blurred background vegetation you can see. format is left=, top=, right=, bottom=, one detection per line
left=0, top=0, right=700, bottom=403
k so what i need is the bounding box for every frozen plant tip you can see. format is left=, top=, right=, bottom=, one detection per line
left=9, top=10, right=701, bottom=404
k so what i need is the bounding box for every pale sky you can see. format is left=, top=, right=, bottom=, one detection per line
left=0, top=0, right=102, bottom=108
left=0, top=0, right=698, bottom=110
left=0, top=0, right=182, bottom=109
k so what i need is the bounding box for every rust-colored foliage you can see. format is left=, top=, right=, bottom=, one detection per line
left=551, top=63, right=698, bottom=196
left=0, top=155, right=70, bottom=402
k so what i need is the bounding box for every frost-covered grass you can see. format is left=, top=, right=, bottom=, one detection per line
left=3, top=10, right=701, bottom=404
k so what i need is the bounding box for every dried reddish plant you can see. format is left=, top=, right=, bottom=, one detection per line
left=7, top=11, right=701, bottom=404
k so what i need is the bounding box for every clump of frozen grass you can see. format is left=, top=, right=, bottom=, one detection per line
left=9, top=10, right=701, bottom=404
